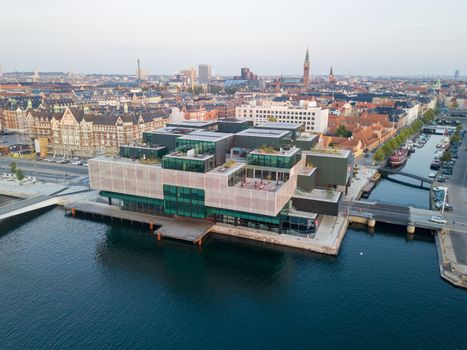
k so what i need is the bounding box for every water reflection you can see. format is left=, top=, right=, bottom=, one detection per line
left=95, top=222, right=337, bottom=298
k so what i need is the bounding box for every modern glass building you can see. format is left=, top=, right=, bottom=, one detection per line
left=89, top=124, right=350, bottom=236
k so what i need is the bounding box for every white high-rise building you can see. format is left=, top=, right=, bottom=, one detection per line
left=235, top=100, right=328, bottom=133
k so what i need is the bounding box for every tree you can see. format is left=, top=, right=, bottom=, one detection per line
left=441, top=150, right=452, bottom=162
left=451, top=133, right=461, bottom=144
left=335, top=125, right=352, bottom=138
left=382, top=143, right=394, bottom=157
left=15, top=168, right=25, bottom=181
left=10, top=162, right=16, bottom=174
left=373, top=149, right=385, bottom=162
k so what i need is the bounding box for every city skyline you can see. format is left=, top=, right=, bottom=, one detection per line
left=1, top=0, right=467, bottom=76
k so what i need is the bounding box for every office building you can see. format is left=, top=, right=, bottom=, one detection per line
left=88, top=122, right=352, bottom=236
left=235, top=100, right=329, bottom=133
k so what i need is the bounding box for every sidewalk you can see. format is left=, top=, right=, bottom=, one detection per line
left=435, top=231, right=467, bottom=289
left=211, top=215, right=349, bottom=256
left=346, top=165, right=377, bottom=200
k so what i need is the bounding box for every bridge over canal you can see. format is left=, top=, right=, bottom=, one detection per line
left=343, top=200, right=446, bottom=233
left=378, top=167, right=434, bottom=187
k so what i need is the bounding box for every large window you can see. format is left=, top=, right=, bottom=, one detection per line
left=119, top=145, right=167, bottom=160
left=246, top=151, right=301, bottom=169
left=162, top=156, right=214, bottom=173
left=163, top=185, right=206, bottom=218
left=175, top=139, right=215, bottom=154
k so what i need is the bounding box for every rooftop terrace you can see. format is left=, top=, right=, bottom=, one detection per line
left=233, top=177, right=284, bottom=193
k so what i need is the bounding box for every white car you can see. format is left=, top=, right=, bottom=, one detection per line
left=428, top=172, right=436, bottom=178
left=430, top=216, right=447, bottom=224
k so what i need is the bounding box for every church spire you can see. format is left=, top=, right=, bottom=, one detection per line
left=303, top=48, right=310, bottom=91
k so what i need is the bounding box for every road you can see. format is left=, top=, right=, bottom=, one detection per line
left=0, top=157, right=89, bottom=185
left=343, top=200, right=410, bottom=225
left=443, top=119, right=467, bottom=262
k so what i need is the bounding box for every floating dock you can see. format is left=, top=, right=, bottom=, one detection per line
left=65, top=201, right=213, bottom=244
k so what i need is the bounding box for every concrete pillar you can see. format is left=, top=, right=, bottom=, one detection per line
left=367, top=218, right=376, bottom=228
left=407, top=224, right=415, bottom=234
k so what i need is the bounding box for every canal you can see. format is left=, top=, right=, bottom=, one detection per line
left=1, top=133, right=467, bottom=349
left=368, top=134, right=443, bottom=208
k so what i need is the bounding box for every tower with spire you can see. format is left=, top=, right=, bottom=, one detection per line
left=328, top=66, right=336, bottom=83
left=303, top=48, right=310, bottom=91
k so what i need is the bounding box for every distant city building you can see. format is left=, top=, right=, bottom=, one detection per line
left=137, top=59, right=141, bottom=81
left=198, top=64, right=212, bottom=84
left=237, top=67, right=257, bottom=81
left=454, top=70, right=460, bottom=80
left=25, top=107, right=171, bottom=157
left=235, top=100, right=328, bottom=133
left=303, top=49, right=310, bottom=91
left=180, top=67, right=197, bottom=90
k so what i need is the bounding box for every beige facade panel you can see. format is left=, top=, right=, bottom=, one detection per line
left=89, top=156, right=305, bottom=217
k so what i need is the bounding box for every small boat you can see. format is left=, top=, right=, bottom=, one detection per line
left=389, top=148, right=409, bottom=167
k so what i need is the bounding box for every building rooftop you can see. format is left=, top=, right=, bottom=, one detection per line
left=164, top=151, right=214, bottom=161
left=235, top=128, right=290, bottom=139
left=257, top=122, right=303, bottom=131
left=166, top=120, right=218, bottom=128
left=178, top=130, right=234, bottom=142
left=250, top=146, right=300, bottom=157
left=146, top=126, right=197, bottom=136
left=210, top=161, right=245, bottom=176
left=91, top=155, right=162, bottom=167
left=293, top=188, right=342, bottom=203
left=303, top=149, right=351, bottom=159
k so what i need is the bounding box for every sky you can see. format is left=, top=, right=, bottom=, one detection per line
left=1, top=0, right=467, bottom=76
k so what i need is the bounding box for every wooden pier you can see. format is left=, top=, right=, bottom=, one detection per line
left=65, top=201, right=213, bottom=244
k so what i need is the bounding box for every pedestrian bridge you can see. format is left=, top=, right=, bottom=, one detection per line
left=0, top=196, right=59, bottom=222
left=378, top=167, right=434, bottom=186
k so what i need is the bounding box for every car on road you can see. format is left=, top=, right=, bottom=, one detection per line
left=430, top=216, right=447, bottom=224
left=71, top=160, right=81, bottom=166
left=428, top=172, right=436, bottom=178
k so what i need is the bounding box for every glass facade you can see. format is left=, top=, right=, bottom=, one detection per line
left=246, top=151, right=301, bottom=169
left=176, top=139, right=215, bottom=154
left=163, top=185, right=206, bottom=219
left=206, top=207, right=316, bottom=235
left=100, top=190, right=165, bottom=215
left=119, top=146, right=167, bottom=160
left=162, top=156, right=214, bottom=173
